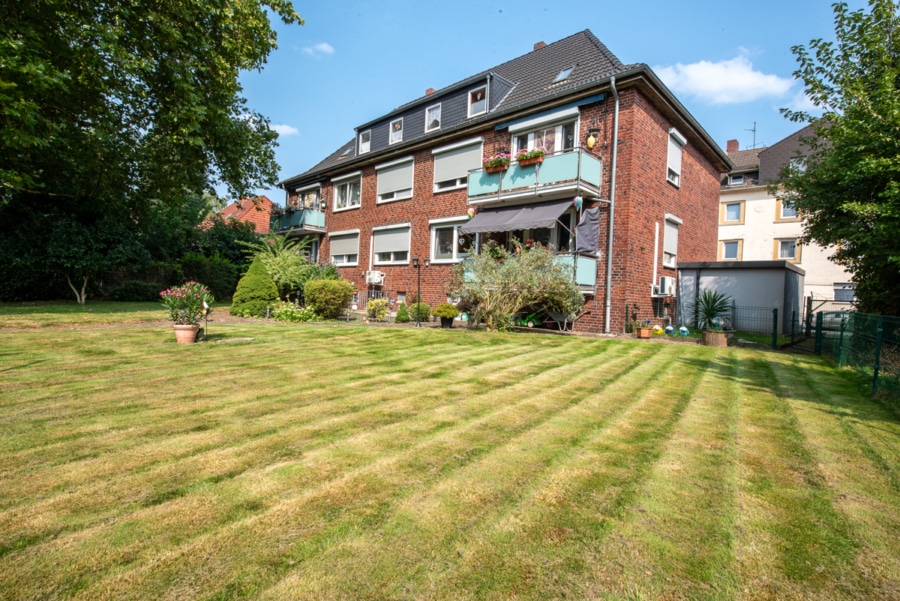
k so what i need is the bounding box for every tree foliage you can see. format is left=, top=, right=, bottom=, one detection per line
left=777, top=0, right=900, bottom=314
left=0, top=0, right=300, bottom=300
left=230, top=257, right=278, bottom=317
left=448, top=241, right=585, bottom=331
left=239, top=233, right=314, bottom=300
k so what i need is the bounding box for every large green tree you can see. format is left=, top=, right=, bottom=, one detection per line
left=0, top=0, right=301, bottom=300
left=777, top=0, right=900, bottom=314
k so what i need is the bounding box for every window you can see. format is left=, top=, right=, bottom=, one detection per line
left=719, top=200, right=744, bottom=225
left=513, top=120, right=576, bottom=155
left=425, top=104, right=441, bottom=132
left=790, top=156, right=806, bottom=173
left=433, top=139, right=482, bottom=192
left=376, top=157, right=414, bottom=202
left=430, top=220, right=474, bottom=262
left=333, top=173, right=361, bottom=211
left=329, top=231, right=359, bottom=266
left=389, top=118, right=403, bottom=145
left=358, top=130, right=371, bottom=154
left=729, top=174, right=744, bottom=185
left=553, top=67, right=573, bottom=83
left=468, top=86, right=487, bottom=117
left=296, top=187, right=320, bottom=210
left=774, top=238, right=802, bottom=262
left=719, top=240, right=743, bottom=261
left=667, top=128, right=687, bottom=187
left=776, top=198, right=800, bottom=221
left=373, top=225, right=410, bottom=265
left=663, top=214, right=681, bottom=268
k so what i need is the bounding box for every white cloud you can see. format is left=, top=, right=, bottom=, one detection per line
left=655, top=51, right=794, bottom=105
left=302, top=42, right=335, bottom=58
left=271, top=124, right=299, bottom=136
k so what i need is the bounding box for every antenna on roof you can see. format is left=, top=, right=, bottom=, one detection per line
left=745, top=122, right=757, bottom=149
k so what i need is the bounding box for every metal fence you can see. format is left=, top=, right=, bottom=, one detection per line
left=668, top=302, right=781, bottom=349
left=791, top=309, right=900, bottom=397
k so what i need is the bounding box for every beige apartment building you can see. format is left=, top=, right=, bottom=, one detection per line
left=719, top=125, right=854, bottom=301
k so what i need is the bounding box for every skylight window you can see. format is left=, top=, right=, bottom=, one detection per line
left=554, top=67, right=574, bottom=83
left=341, top=147, right=352, bottom=157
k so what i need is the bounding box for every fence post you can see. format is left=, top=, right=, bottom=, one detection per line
left=805, top=296, right=813, bottom=337
left=872, top=315, right=884, bottom=397
left=814, top=312, right=824, bottom=354
left=837, top=314, right=846, bottom=367
left=772, top=308, right=779, bottom=350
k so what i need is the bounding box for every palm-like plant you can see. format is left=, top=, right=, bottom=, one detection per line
left=693, top=289, right=731, bottom=331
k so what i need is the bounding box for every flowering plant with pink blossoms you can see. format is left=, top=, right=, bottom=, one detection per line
left=159, top=281, right=214, bottom=325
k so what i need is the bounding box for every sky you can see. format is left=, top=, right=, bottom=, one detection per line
left=234, top=0, right=868, bottom=206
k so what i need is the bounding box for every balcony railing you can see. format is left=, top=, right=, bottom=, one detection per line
left=468, top=148, right=602, bottom=204
left=271, top=209, right=325, bottom=233
left=461, top=251, right=597, bottom=294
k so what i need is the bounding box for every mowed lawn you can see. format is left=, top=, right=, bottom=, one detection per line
left=1, top=317, right=899, bottom=600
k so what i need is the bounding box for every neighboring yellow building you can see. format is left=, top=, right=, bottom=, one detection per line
left=719, top=126, right=854, bottom=301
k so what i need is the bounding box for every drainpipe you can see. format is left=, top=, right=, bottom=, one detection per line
left=652, top=222, right=659, bottom=294
left=603, top=76, right=620, bottom=333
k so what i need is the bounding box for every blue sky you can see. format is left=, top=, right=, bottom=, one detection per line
left=235, top=0, right=866, bottom=205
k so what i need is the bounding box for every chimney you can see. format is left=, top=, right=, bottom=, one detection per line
left=425, top=88, right=435, bottom=96
left=533, top=41, right=546, bottom=51
left=726, top=139, right=739, bottom=153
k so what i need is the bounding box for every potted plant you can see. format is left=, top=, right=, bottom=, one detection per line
left=693, top=289, right=731, bottom=347
left=633, top=319, right=652, bottom=339
left=515, top=148, right=546, bottom=167
left=482, top=152, right=511, bottom=173
left=433, top=303, right=460, bottom=328
left=160, top=281, right=214, bottom=343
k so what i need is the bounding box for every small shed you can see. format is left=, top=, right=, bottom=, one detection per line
left=677, top=261, right=805, bottom=335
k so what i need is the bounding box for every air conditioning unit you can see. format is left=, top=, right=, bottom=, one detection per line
left=658, top=276, right=675, bottom=296
left=365, top=270, right=385, bottom=285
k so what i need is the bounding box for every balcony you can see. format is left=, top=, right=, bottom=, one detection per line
left=270, top=209, right=325, bottom=234
left=468, top=148, right=602, bottom=205
left=461, top=251, right=597, bottom=295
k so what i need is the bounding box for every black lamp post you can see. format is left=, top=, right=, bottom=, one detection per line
left=412, top=257, right=429, bottom=327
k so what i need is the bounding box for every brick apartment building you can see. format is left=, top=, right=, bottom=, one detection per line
left=278, top=30, right=731, bottom=333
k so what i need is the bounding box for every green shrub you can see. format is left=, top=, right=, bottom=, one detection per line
left=179, top=252, right=239, bottom=300
left=367, top=298, right=388, bottom=321
left=272, top=301, right=318, bottom=323
left=304, top=279, right=355, bottom=320
left=230, top=257, right=279, bottom=317
left=395, top=302, right=410, bottom=323
left=433, top=303, right=460, bottom=319
left=410, top=302, right=431, bottom=322
left=108, top=281, right=160, bottom=302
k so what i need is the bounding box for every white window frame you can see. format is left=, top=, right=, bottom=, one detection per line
left=358, top=130, right=371, bottom=154
left=667, top=128, right=687, bottom=187
left=432, top=137, right=483, bottom=193
left=729, top=174, right=744, bottom=185
left=663, top=213, right=681, bottom=268
left=468, top=86, right=488, bottom=118
left=512, top=120, right=577, bottom=155
left=332, top=172, right=361, bottom=212
left=295, top=185, right=321, bottom=211
left=425, top=103, right=441, bottom=133
left=429, top=217, right=472, bottom=263
left=389, top=118, right=403, bottom=145
left=373, top=224, right=411, bottom=266
left=328, top=229, right=360, bottom=267
left=376, top=157, right=414, bottom=203
left=780, top=203, right=798, bottom=219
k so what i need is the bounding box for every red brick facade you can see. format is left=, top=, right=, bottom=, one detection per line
left=308, top=85, right=723, bottom=333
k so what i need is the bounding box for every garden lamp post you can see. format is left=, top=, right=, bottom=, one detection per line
left=412, top=257, right=429, bottom=327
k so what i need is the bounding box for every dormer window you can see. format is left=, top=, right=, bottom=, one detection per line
left=729, top=174, right=744, bottom=185
left=425, top=104, right=441, bottom=132
left=468, top=86, right=487, bottom=118
left=554, top=67, right=573, bottom=83
left=389, top=119, right=403, bottom=145
left=359, top=130, right=371, bottom=154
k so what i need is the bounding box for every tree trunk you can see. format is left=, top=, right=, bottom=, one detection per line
left=66, top=275, right=88, bottom=307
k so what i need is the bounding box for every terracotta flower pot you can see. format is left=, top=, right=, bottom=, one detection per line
left=636, top=327, right=652, bottom=339
left=173, top=324, right=200, bottom=344
left=701, top=331, right=728, bottom=347
left=484, top=164, right=508, bottom=173
left=517, top=156, right=544, bottom=167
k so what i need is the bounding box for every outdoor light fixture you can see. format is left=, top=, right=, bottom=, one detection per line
left=586, top=128, right=600, bottom=149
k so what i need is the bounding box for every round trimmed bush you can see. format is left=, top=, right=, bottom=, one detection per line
left=304, top=279, right=355, bottom=320
left=395, top=302, right=410, bottom=323
left=230, top=257, right=279, bottom=317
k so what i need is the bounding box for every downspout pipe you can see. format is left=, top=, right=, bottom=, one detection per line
left=604, top=76, right=619, bottom=333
